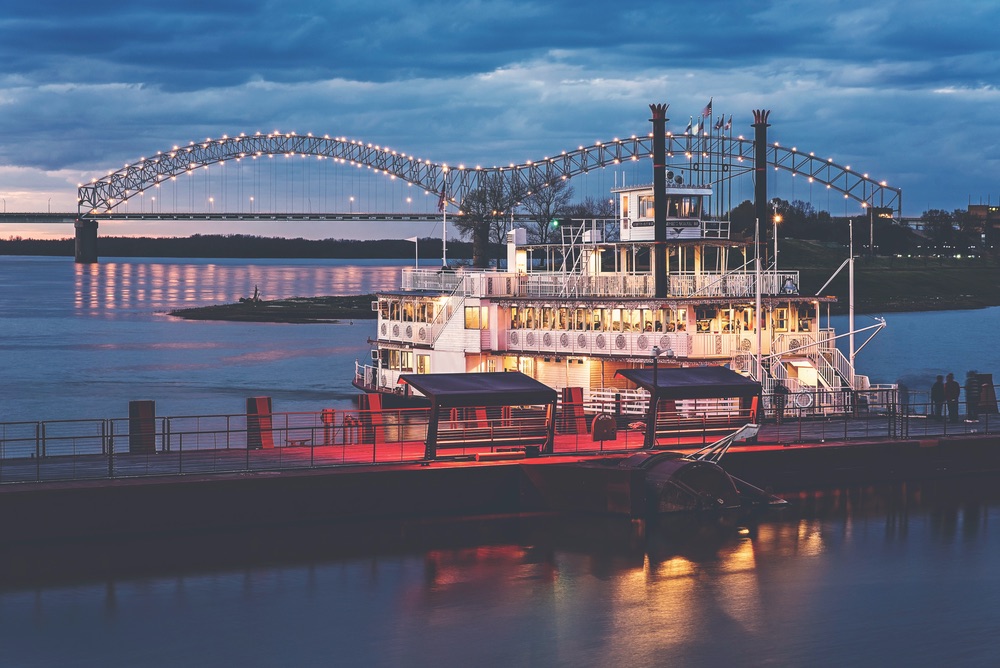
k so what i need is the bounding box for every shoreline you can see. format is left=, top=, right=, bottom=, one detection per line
left=168, top=294, right=376, bottom=323
left=167, top=293, right=1000, bottom=324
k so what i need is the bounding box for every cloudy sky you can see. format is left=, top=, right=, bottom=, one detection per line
left=1, top=0, right=998, bottom=239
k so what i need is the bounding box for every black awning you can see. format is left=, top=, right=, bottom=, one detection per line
left=616, top=366, right=761, bottom=400
left=398, top=371, right=558, bottom=408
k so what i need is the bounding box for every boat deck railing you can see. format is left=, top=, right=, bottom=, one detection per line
left=400, top=267, right=801, bottom=299
left=0, top=393, right=994, bottom=486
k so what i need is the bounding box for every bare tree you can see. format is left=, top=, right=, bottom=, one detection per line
left=521, top=177, right=574, bottom=244
left=454, top=173, right=526, bottom=267
left=562, top=196, right=619, bottom=241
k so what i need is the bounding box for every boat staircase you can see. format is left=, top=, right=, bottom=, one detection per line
left=428, top=283, right=466, bottom=345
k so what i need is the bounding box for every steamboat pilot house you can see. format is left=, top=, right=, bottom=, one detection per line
left=356, top=179, right=871, bottom=411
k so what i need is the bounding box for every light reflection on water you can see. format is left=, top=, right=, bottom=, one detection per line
left=3, top=256, right=402, bottom=420
left=72, top=257, right=405, bottom=313
left=2, top=480, right=1000, bottom=666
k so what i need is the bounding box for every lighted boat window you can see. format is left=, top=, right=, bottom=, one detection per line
left=464, top=305, right=481, bottom=329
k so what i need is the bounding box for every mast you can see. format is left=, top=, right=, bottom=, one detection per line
left=755, top=217, right=763, bottom=383
left=849, top=218, right=855, bottom=388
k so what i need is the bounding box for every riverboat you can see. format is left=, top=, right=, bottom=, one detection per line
left=354, top=178, right=884, bottom=416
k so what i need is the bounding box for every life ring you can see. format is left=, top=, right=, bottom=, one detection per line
left=794, top=392, right=814, bottom=408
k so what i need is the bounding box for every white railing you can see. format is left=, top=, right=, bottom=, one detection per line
left=400, top=267, right=800, bottom=300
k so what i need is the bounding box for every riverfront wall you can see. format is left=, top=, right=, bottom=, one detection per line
left=4, top=435, right=1000, bottom=545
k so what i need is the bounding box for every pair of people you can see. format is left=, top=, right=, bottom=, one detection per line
left=931, top=373, right=964, bottom=423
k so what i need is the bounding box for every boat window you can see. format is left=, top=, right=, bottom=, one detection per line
left=416, top=354, right=430, bottom=374
left=524, top=307, right=536, bottom=329
left=464, top=306, right=481, bottom=329
left=775, top=308, right=788, bottom=331
left=479, top=307, right=489, bottom=330
left=400, top=350, right=413, bottom=372
left=592, top=308, right=604, bottom=331
left=558, top=307, right=569, bottom=330
left=574, top=308, right=586, bottom=330
left=638, top=195, right=654, bottom=219
left=402, top=301, right=415, bottom=322
left=610, top=308, right=622, bottom=332
left=511, top=306, right=521, bottom=329
left=541, top=307, right=552, bottom=330
left=389, top=300, right=401, bottom=320
left=379, top=300, right=390, bottom=320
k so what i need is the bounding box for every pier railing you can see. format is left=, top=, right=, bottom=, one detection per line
left=0, top=394, right=994, bottom=485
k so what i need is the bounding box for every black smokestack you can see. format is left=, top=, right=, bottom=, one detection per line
left=752, top=109, right=771, bottom=254
left=650, top=103, right=669, bottom=299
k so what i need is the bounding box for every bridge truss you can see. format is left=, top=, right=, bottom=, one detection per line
left=78, top=130, right=902, bottom=218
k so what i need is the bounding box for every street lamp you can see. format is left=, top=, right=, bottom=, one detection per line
left=249, top=196, right=254, bottom=214
left=48, top=198, right=51, bottom=213
left=208, top=197, right=214, bottom=213
left=349, top=196, right=354, bottom=214
left=773, top=206, right=782, bottom=273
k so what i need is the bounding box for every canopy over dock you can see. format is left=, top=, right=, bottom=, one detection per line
left=616, top=367, right=762, bottom=448
left=399, top=372, right=558, bottom=459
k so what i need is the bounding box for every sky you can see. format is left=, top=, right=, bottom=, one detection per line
left=1, top=0, right=998, bottom=240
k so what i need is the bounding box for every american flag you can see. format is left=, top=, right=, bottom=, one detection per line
left=724, top=115, right=732, bottom=131
left=437, top=192, right=447, bottom=213
left=701, top=98, right=713, bottom=118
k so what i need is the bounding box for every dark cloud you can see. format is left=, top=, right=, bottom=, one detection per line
left=1, top=0, right=999, bottom=216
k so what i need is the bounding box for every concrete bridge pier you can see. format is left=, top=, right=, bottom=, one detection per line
left=74, top=218, right=98, bottom=263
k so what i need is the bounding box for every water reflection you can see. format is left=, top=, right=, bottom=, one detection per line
left=3, top=478, right=1000, bottom=665
left=72, top=259, right=406, bottom=314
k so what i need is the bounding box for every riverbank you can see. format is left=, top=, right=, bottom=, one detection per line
left=168, top=294, right=376, bottom=323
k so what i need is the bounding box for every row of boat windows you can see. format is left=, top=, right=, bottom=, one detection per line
left=377, top=298, right=816, bottom=333
left=509, top=306, right=687, bottom=332
left=504, top=305, right=814, bottom=333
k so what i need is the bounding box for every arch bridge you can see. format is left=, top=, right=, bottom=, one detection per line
left=75, top=112, right=902, bottom=262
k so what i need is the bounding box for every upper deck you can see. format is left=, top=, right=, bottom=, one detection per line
left=401, top=266, right=800, bottom=300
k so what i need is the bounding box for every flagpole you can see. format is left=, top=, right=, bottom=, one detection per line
left=442, top=204, right=447, bottom=268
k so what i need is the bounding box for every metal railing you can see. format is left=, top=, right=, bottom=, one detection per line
left=1, top=393, right=996, bottom=486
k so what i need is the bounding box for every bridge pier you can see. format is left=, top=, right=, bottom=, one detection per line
left=74, top=218, right=98, bottom=263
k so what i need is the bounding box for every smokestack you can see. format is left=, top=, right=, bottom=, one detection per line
left=752, top=109, right=771, bottom=252
left=650, top=103, right=669, bottom=299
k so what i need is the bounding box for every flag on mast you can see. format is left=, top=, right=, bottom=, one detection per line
left=684, top=116, right=693, bottom=134
left=406, top=236, right=418, bottom=243
left=701, top=98, right=713, bottom=118
left=724, top=115, right=732, bottom=131
left=714, top=116, right=724, bottom=131
left=437, top=192, right=447, bottom=212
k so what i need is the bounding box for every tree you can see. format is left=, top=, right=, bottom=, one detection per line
left=454, top=173, right=525, bottom=267
left=921, top=209, right=955, bottom=245
left=521, top=177, right=574, bottom=244
left=561, top=196, right=619, bottom=241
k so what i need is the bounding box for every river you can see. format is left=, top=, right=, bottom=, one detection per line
left=2, top=255, right=999, bottom=666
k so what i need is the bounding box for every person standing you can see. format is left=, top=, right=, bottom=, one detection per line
left=945, top=373, right=961, bottom=423
left=965, top=370, right=982, bottom=422
left=930, top=375, right=945, bottom=419
left=773, top=380, right=790, bottom=425
left=931, top=375, right=945, bottom=420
